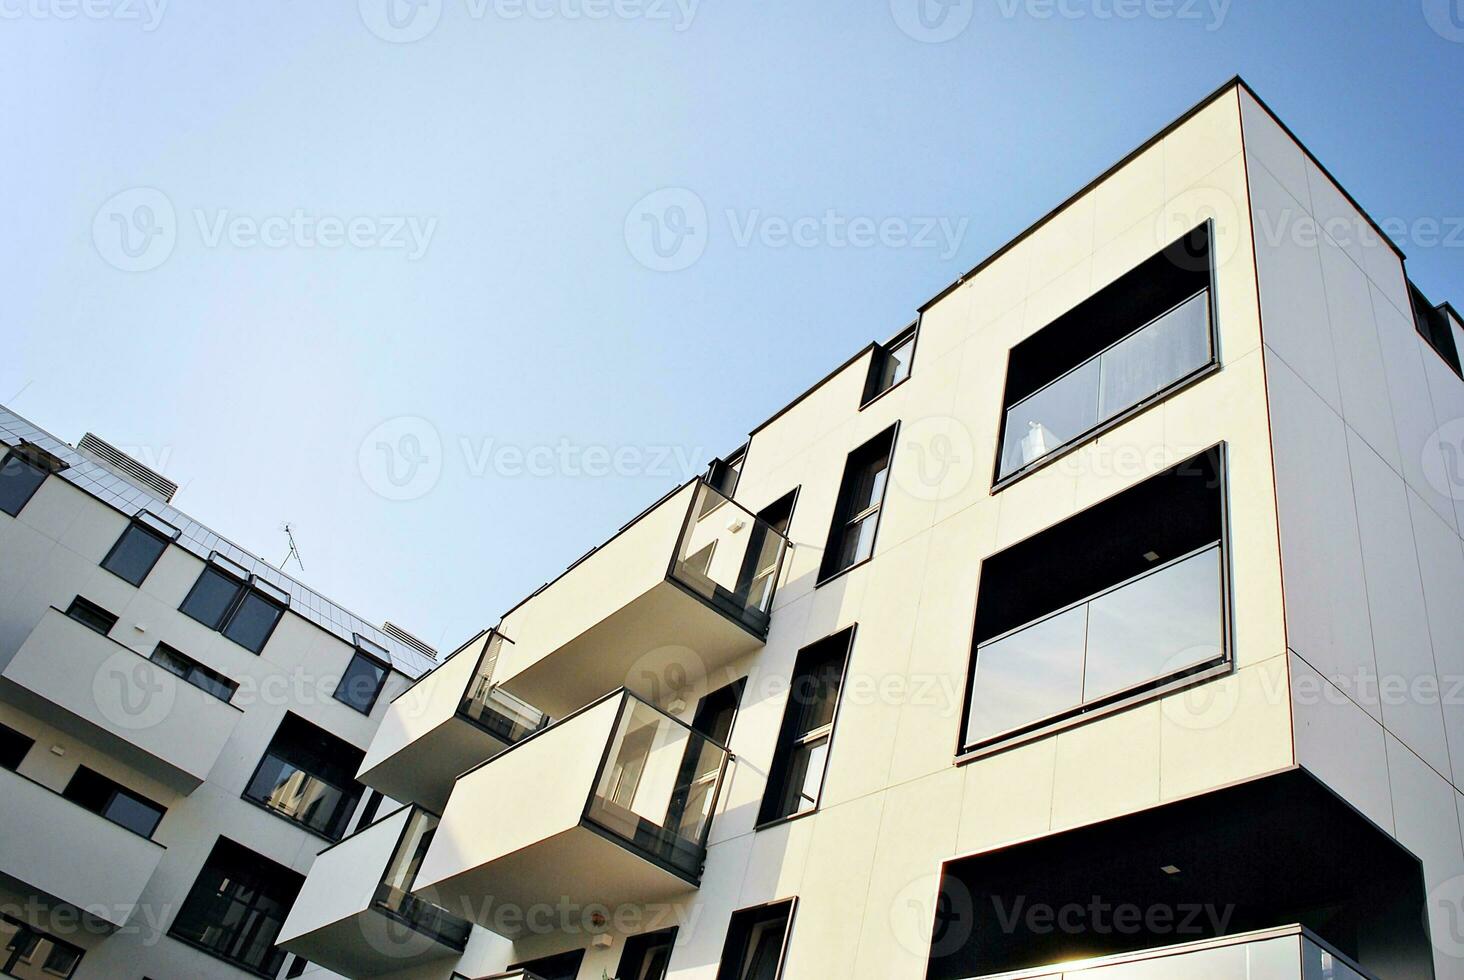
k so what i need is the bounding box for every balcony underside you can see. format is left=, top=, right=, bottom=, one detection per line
left=415, top=825, right=697, bottom=940
left=281, top=908, right=463, bottom=978
left=498, top=579, right=764, bottom=719
left=359, top=716, right=515, bottom=813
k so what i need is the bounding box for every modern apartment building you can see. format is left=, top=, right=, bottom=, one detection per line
left=0, top=409, right=439, bottom=979
left=6, top=74, right=1464, bottom=980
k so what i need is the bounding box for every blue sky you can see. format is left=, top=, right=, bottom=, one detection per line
left=2, top=0, right=1461, bottom=653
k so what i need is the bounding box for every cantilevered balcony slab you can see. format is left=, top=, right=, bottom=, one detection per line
left=0, top=608, right=241, bottom=793
left=0, top=766, right=164, bottom=929
left=279, top=805, right=471, bottom=978
left=413, top=690, right=729, bottom=937
left=357, top=630, right=546, bottom=811
left=495, top=480, right=789, bottom=717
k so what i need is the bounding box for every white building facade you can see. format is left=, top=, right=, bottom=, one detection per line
left=7, top=77, right=1464, bottom=980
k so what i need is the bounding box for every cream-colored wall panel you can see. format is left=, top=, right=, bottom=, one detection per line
left=1163, top=90, right=1243, bottom=194
left=1290, top=653, right=1393, bottom=833
left=782, top=793, right=884, bottom=980
left=11, top=476, right=85, bottom=544
left=1063, top=397, right=1168, bottom=512
left=1021, top=259, right=1093, bottom=339
left=991, top=464, right=1078, bottom=551
left=1159, top=655, right=1291, bottom=802
left=1410, top=491, right=1464, bottom=788
left=1419, top=351, right=1464, bottom=535
left=1360, top=232, right=1412, bottom=331
left=54, top=495, right=129, bottom=564
left=1093, top=142, right=1165, bottom=247
left=1347, top=430, right=1452, bottom=775
left=1303, top=157, right=1374, bottom=274
left=1238, top=91, right=1311, bottom=211
left=933, top=332, right=1008, bottom=524
left=851, top=768, right=963, bottom=980
left=666, top=831, right=756, bottom=977
left=913, top=279, right=976, bottom=364
left=1249, top=161, right=1343, bottom=412
left=1050, top=701, right=1162, bottom=831
left=955, top=736, right=1056, bottom=855
left=1024, top=195, right=1095, bottom=294
left=1386, top=733, right=1464, bottom=980
left=1319, top=235, right=1402, bottom=469
left=1372, top=282, right=1459, bottom=534
left=962, top=244, right=1030, bottom=329
left=1265, top=350, right=1380, bottom=715
left=736, top=812, right=814, bottom=909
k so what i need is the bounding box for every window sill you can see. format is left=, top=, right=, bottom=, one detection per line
left=858, top=375, right=910, bottom=411
left=166, top=931, right=282, bottom=980
left=239, top=795, right=345, bottom=844
left=814, top=556, right=873, bottom=589
left=991, top=360, right=1221, bottom=495
left=754, top=806, right=819, bottom=833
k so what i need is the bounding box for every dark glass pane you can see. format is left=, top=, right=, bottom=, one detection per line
left=966, top=604, right=1087, bottom=747
left=150, top=644, right=191, bottom=678
left=245, top=755, right=354, bottom=838
left=1097, top=291, right=1211, bottom=418
left=1000, top=357, right=1101, bottom=477
left=0, top=723, right=33, bottom=771
left=716, top=904, right=791, bottom=980
left=150, top=645, right=236, bottom=703
left=179, top=567, right=244, bottom=630
left=222, top=591, right=284, bottom=653
left=101, top=523, right=168, bottom=586
left=774, top=736, right=828, bottom=818
left=62, top=767, right=165, bottom=838
left=103, top=791, right=165, bottom=838
left=0, top=451, right=48, bottom=517
left=170, top=839, right=301, bottom=976
left=334, top=652, right=387, bottom=713
left=64, top=597, right=117, bottom=635
left=512, top=949, right=586, bottom=980
left=1082, top=546, right=1223, bottom=703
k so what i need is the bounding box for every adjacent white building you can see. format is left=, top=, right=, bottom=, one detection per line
left=6, top=76, right=1464, bottom=980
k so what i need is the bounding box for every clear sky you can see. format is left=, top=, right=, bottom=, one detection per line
left=2, top=0, right=1460, bottom=654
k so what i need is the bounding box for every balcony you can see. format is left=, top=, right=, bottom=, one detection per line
left=0, top=766, right=164, bottom=929
left=494, top=479, right=790, bottom=717
left=964, top=926, right=1372, bottom=980
left=998, top=289, right=1213, bottom=482
left=279, top=805, right=471, bottom=977
left=413, top=690, right=730, bottom=935
left=358, top=630, right=548, bottom=811
left=0, top=608, right=242, bottom=793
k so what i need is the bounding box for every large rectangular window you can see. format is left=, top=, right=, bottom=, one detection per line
left=244, top=714, right=365, bottom=840
left=169, top=837, right=304, bottom=978
left=0, top=723, right=33, bottom=772
left=65, top=596, right=118, bottom=636
left=150, top=644, right=238, bottom=703
left=0, top=448, right=53, bottom=518
left=179, top=558, right=288, bottom=654
left=0, top=914, right=83, bottom=979
left=715, top=900, right=794, bottom=980
left=61, top=766, right=166, bottom=839
left=819, top=426, right=897, bottom=581
left=758, top=628, right=853, bottom=825
left=962, top=446, right=1229, bottom=755
left=995, top=223, right=1217, bottom=485
left=101, top=514, right=177, bottom=586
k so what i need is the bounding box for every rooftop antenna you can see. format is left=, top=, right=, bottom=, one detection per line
left=280, top=523, right=305, bottom=572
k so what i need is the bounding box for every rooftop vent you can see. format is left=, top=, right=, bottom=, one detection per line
left=382, top=621, right=437, bottom=661
left=77, top=432, right=178, bottom=502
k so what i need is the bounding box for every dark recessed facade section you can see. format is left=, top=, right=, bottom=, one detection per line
left=962, top=445, right=1229, bottom=756
left=995, top=222, right=1218, bottom=486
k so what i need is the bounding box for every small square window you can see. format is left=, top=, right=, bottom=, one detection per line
left=179, top=565, right=245, bottom=630
left=61, top=766, right=166, bottom=838
left=715, top=901, right=794, bottom=980
left=0, top=449, right=50, bottom=518
left=65, top=596, right=118, bottom=636
left=101, top=521, right=170, bottom=586
left=221, top=589, right=285, bottom=653
left=333, top=648, right=388, bottom=714
left=862, top=325, right=916, bottom=404
left=0, top=722, right=33, bottom=772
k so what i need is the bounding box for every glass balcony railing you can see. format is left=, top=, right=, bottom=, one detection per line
left=459, top=631, right=550, bottom=742
left=585, top=692, right=732, bottom=879
left=965, top=543, right=1225, bottom=748
left=959, top=926, right=1374, bottom=979
left=999, top=290, right=1213, bottom=480
left=373, top=807, right=470, bottom=952
left=670, top=481, right=791, bottom=637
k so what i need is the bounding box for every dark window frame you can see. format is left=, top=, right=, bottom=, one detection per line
left=242, top=713, right=366, bottom=842
left=618, top=926, right=679, bottom=980
left=816, top=424, right=899, bottom=585
left=64, top=595, right=118, bottom=636
left=990, top=220, right=1221, bottom=493
left=0, top=913, right=84, bottom=979
left=707, top=446, right=748, bottom=501
left=861, top=321, right=919, bottom=407
left=509, top=948, right=587, bottom=980
left=714, top=898, right=797, bottom=980
left=61, top=765, right=167, bottom=839
left=150, top=643, right=239, bottom=704
left=167, top=837, right=304, bottom=979
left=0, top=444, right=61, bottom=519
left=0, top=723, right=33, bottom=772
left=100, top=512, right=179, bottom=586
left=756, top=628, right=855, bottom=829
left=1409, top=280, right=1463, bottom=378
left=333, top=637, right=390, bottom=715
left=179, top=556, right=289, bottom=654
left=957, top=444, right=1235, bottom=764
